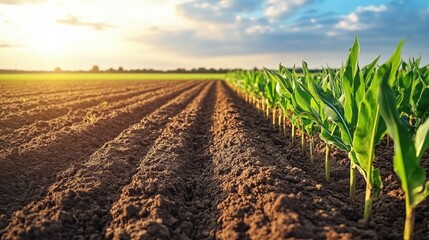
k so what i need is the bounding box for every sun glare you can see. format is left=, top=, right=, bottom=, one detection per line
left=29, top=25, right=70, bottom=56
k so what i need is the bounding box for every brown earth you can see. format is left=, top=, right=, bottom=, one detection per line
left=0, top=79, right=428, bottom=239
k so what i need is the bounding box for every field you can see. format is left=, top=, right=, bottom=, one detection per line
left=0, top=73, right=226, bottom=81
left=0, top=78, right=428, bottom=240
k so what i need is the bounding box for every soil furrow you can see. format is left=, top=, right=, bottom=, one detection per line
left=209, top=81, right=287, bottom=239
left=0, top=80, right=149, bottom=102
left=1, top=81, right=210, bottom=240
left=0, top=81, right=163, bottom=114
left=0, top=83, right=135, bottom=110
left=105, top=81, right=217, bottom=240
left=232, top=92, right=429, bottom=239
left=0, top=81, right=177, bottom=130
left=215, top=83, right=378, bottom=239
left=0, top=82, right=107, bottom=104
left=0, top=82, right=199, bottom=234
left=0, top=81, right=187, bottom=152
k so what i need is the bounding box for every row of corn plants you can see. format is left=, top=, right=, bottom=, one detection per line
left=226, top=37, right=429, bottom=240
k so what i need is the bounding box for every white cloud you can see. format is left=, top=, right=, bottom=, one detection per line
left=326, top=31, right=338, bottom=37
left=264, top=0, right=306, bottom=20
left=335, top=12, right=365, bottom=31
left=245, top=24, right=272, bottom=34
left=348, top=12, right=358, bottom=23
left=357, top=4, right=387, bottom=13
left=334, top=4, right=385, bottom=32
left=57, top=15, right=113, bottom=31
left=219, top=0, right=232, bottom=8
left=0, top=0, right=42, bottom=4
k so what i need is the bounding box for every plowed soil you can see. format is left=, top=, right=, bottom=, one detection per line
left=0, top=79, right=428, bottom=239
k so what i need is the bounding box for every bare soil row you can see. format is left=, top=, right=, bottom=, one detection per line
left=0, top=80, right=428, bottom=239
left=0, top=81, right=180, bottom=129
left=0, top=81, right=200, bottom=232
left=0, top=80, right=158, bottom=102
left=0, top=80, right=162, bottom=115
left=0, top=81, right=190, bottom=152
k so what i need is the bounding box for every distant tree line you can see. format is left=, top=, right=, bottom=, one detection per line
left=0, top=66, right=233, bottom=73
left=86, top=66, right=235, bottom=73
left=0, top=66, right=324, bottom=73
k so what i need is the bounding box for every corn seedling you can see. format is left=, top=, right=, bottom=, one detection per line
left=226, top=36, right=429, bottom=231
left=379, top=69, right=429, bottom=240
left=83, top=111, right=97, bottom=124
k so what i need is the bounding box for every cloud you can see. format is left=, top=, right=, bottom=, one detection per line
left=177, top=0, right=262, bottom=24
left=245, top=24, right=273, bottom=34
left=135, top=0, right=429, bottom=67
left=147, top=26, right=159, bottom=32
left=264, top=0, right=307, bottom=20
left=0, top=0, right=42, bottom=4
left=140, top=24, right=339, bottom=57
left=57, top=16, right=113, bottom=31
left=333, top=4, right=387, bottom=32
left=0, top=43, right=21, bottom=48
left=357, top=5, right=387, bottom=13
left=335, top=12, right=364, bottom=31
left=328, top=1, right=428, bottom=52
left=177, top=0, right=315, bottom=24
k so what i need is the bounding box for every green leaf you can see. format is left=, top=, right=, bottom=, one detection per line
left=308, top=79, right=353, bottom=147
left=264, top=68, right=293, bottom=97
left=378, top=62, right=428, bottom=207
left=320, top=127, right=349, bottom=151
left=362, top=56, right=380, bottom=87
left=373, top=168, right=383, bottom=197
left=387, top=40, right=406, bottom=86
left=342, top=36, right=360, bottom=126
left=352, top=39, right=404, bottom=207
left=293, top=79, right=313, bottom=114
left=351, top=86, right=381, bottom=183
left=346, top=36, right=360, bottom=79
left=414, top=118, right=429, bottom=160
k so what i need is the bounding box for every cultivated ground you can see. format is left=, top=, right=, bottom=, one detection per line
left=0, top=79, right=428, bottom=239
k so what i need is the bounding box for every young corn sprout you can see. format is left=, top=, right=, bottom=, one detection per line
left=378, top=56, right=429, bottom=240
left=226, top=36, right=429, bottom=234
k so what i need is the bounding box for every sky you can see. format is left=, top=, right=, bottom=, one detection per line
left=0, top=0, right=428, bottom=70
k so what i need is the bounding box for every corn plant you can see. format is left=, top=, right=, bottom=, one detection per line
left=265, top=66, right=300, bottom=144
left=266, top=66, right=315, bottom=157
left=349, top=41, right=405, bottom=221
left=378, top=65, right=429, bottom=240
left=226, top=36, right=429, bottom=230
left=262, top=74, right=280, bottom=126
left=395, top=58, right=429, bottom=136
left=308, top=38, right=359, bottom=203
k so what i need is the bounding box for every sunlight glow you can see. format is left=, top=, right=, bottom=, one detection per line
left=29, top=25, right=69, bottom=56
left=0, top=0, right=427, bottom=70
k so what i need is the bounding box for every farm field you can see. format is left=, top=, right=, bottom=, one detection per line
left=0, top=78, right=428, bottom=239
left=0, top=73, right=226, bottom=81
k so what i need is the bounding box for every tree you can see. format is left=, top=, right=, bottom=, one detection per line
left=90, top=65, right=100, bottom=73
left=54, top=67, right=62, bottom=72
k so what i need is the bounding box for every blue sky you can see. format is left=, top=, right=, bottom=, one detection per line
left=0, top=0, right=428, bottom=70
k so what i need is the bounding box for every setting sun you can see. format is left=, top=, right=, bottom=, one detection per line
left=28, top=25, right=70, bottom=56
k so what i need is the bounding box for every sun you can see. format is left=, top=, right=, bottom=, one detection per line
left=28, top=24, right=71, bottom=56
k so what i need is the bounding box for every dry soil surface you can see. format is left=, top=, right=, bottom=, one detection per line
left=0, top=79, right=428, bottom=239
